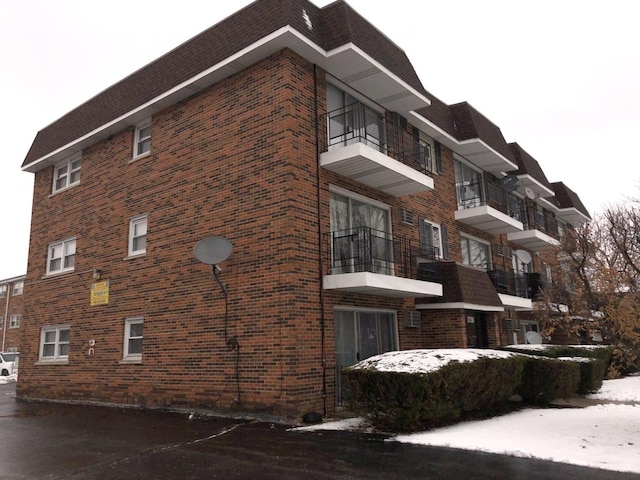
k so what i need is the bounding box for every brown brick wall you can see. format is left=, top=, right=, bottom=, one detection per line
left=19, top=49, right=328, bottom=418
left=18, top=45, right=547, bottom=419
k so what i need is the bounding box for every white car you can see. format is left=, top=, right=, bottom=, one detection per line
left=0, top=352, right=18, bottom=376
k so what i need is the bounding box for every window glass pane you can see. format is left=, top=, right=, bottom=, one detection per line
left=335, top=311, right=356, bottom=367
left=329, top=193, right=349, bottom=232
left=130, top=322, right=143, bottom=338
left=43, top=344, right=55, bottom=357
left=64, top=254, right=75, bottom=269
left=59, top=329, right=70, bottom=342
left=128, top=338, right=143, bottom=354
left=70, top=171, right=81, bottom=184
left=133, top=236, right=146, bottom=252
left=44, top=331, right=56, bottom=343
left=357, top=312, right=378, bottom=361
left=58, top=344, right=69, bottom=356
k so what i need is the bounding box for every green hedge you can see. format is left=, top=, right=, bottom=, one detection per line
left=516, top=357, right=580, bottom=405
left=500, top=344, right=611, bottom=394
left=342, top=356, right=525, bottom=432
left=342, top=349, right=609, bottom=432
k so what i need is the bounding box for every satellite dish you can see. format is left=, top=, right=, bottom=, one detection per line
left=501, top=174, right=520, bottom=193
left=525, top=331, right=543, bottom=344
left=193, top=236, right=233, bottom=265
left=514, top=249, right=532, bottom=264
left=524, top=187, right=536, bottom=200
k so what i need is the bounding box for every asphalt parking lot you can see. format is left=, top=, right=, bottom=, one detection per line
left=0, top=382, right=636, bottom=480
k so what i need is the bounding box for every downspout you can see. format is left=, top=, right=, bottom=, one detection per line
left=2, top=282, right=9, bottom=351
left=313, top=64, right=327, bottom=417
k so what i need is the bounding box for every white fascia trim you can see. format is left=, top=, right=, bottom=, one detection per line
left=408, top=111, right=458, bottom=144
left=415, top=302, right=504, bottom=312
left=559, top=207, right=592, bottom=223
left=458, top=138, right=518, bottom=173
left=516, top=174, right=555, bottom=197
left=24, top=26, right=430, bottom=172
left=410, top=111, right=518, bottom=173
left=23, top=26, right=319, bottom=171
left=498, top=294, right=533, bottom=311
left=538, top=196, right=559, bottom=211
left=326, top=43, right=431, bottom=108
left=0, top=275, right=26, bottom=284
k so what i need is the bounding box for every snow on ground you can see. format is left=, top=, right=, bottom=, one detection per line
left=295, top=350, right=640, bottom=474
left=0, top=374, right=17, bottom=384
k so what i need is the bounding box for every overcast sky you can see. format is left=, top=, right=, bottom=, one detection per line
left=1, top=0, right=638, bottom=280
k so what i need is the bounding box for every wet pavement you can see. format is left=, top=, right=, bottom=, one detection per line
left=0, top=382, right=636, bottom=479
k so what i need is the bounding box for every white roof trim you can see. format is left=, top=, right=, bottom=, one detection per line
left=415, top=302, right=504, bottom=312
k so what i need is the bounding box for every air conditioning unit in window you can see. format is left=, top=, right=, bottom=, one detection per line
left=404, top=310, right=421, bottom=328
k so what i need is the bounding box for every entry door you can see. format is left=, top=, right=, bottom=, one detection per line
left=334, top=310, right=397, bottom=403
left=466, top=311, right=489, bottom=348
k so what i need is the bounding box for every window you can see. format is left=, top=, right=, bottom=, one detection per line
left=13, top=281, right=24, bottom=295
left=329, top=189, right=392, bottom=274
left=10, top=315, right=20, bottom=328
left=40, top=326, right=70, bottom=361
left=0, top=317, right=3, bottom=327
left=123, top=318, right=143, bottom=361
left=47, top=238, right=76, bottom=274
left=455, top=159, right=483, bottom=209
left=133, top=122, right=151, bottom=158
left=419, top=219, right=442, bottom=258
left=53, top=155, right=81, bottom=193
left=128, top=215, right=148, bottom=256
left=0, top=285, right=6, bottom=297
left=334, top=309, right=397, bottom=403
left=412, top=127, right=433, bottom=172
left=461, top=235, right=491, bottom=270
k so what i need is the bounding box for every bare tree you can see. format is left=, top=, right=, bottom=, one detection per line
left=536, top=196, right=640, bottom=376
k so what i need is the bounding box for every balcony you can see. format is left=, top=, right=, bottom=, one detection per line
left=319, top=104, right=434, bottom=196
left=322, top=226, right=443, bottom=298
left=488, top=269, right=533, bottom=310
left=507, top=204, right=560, bottom=251
left=454, top=178, right=524, bottom=234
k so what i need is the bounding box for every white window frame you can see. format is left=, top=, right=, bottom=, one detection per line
left=52, top=154, right=81, bottom=193
left=9, top=314, right=20, bottom=328
left=123, top=317, right=144, bottom=362
left=460, top=234, right=492, bottom=270
left=0, top=316, right=3, bottom=328
left=133, top=121, right=152, bottom=159
left=128, top=214, right=148, bottom=257
left=39, top=325, right=70, bottom=362
left=419, top=219, right=443, bottom=258
left=0, top=285, right=6, bottom=297
left=12, top=281, right=24, bottom=295
left=47, top=238, right=77, bottom=275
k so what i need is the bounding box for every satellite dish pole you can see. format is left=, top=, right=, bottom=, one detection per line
left=193, top=235, right=241, bottom=406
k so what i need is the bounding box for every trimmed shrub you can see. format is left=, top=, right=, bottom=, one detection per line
left=564, top=357, right=606, bottom=394
left=342, top=356, right=525, bottom=432
left=517, top=356, right=580, bottom=405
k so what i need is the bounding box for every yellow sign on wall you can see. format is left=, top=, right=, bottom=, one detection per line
left=91, top=280, right=109, bottom=306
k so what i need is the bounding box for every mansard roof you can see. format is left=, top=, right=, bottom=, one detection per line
left=23, top=0, right=430, bottom=170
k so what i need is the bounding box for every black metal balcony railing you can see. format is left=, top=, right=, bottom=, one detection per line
left=323, top=226, right=440, bottom=282
left=320, top=103, right=433, bottom=175
left=523, top=204, right=559, bottom=238
left=456, top=177, right=525, bottom=223
left=488, top=269, right=530, bottom=298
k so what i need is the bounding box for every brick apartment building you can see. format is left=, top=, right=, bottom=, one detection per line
left=17, top=0, right=590, bottom=418
left=1, top=275, right=25, bottom=354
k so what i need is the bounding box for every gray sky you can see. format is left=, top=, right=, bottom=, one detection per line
left=1, top=0, right=639, bottom=280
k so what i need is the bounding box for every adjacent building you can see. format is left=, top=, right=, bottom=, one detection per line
left=17, top=0, right=591, bottom=418
left=0, top=275, right=25, bottom=353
